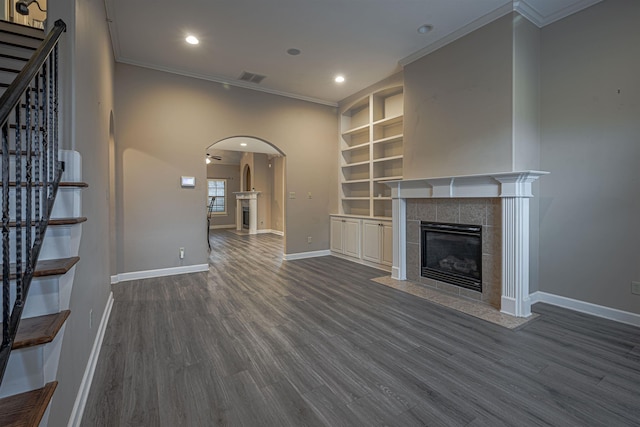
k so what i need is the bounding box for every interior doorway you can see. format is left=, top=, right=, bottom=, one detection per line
left=205, top=136, right=287, bottom=249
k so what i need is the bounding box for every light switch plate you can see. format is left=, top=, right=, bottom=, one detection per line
left=632, top=281, right=640, bottom=295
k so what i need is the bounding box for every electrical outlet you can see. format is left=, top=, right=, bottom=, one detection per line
left=307, top=236, right=312, bottom=244
left=307, top=192, right=312, bottom=199
left=89, top=309, right=93, bottom=329
left=632, top=281, right=640, bottom=295
left=179, top=247, right=185, bottom=259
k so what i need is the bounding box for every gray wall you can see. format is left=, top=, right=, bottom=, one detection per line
left=115, top=63, right=337, bottom=270
left=206, top=163, right=240, bottom=227
left=403, top=14, right=514, bottom=179
left=48, top=0, right=115, bottom=424
left=539, top=0, right=640, bottom=313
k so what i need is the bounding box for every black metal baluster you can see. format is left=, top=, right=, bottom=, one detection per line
left=1, top=123, right=10, bottom=349
left=51, top=45, right=59, bottom=201
left=15, top=91, right=27, bottom=306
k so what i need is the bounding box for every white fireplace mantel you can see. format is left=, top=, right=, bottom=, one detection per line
left=385, top=171, right=548, bottom=318
left=234, top=191, right=260, bottom=234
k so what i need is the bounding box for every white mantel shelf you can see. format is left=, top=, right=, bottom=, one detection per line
left=385, top=170, right=549, bottom=318
left=384, top=171, right=549, bottom=199
left=233, top=191, right=261, bottom=198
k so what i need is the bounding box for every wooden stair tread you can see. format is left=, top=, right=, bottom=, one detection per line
left=0, top=382, right=57, bottom=427
left=34, top=257, right=80, bottom=277
left=9, top=217, right=88, bottom=227
left=0, top=181, right=89, bottom=188
left=4, top=256, right=80, bottom=279
left=11, top=310, right=70, bottom=350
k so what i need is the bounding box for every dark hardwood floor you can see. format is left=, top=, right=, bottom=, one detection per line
left=81, top=230, right=640, bottom=426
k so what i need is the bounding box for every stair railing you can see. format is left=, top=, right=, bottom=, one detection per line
left=0, top=19, right=66, bottom=384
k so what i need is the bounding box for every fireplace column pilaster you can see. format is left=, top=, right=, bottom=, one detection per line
left=391, top=197, right=406, bottom=280
left=501, top=196, right=531, bottom=317
left=495, top=174, right=540, bottom=317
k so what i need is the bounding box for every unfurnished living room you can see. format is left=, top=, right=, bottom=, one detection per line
left=0, top=0, right=638, bottom=426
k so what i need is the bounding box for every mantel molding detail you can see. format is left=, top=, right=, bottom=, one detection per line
left=385, top=171, right=548, bottom=200
left=386, top=170, right=549, bottom=318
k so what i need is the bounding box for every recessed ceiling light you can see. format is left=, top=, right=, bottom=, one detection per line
left=417, top=24, right=433, bottom=34
left=335, top=75, right=345, bottom=83
left=185, top=35, right=199, bottom=45
left=287, top=48, right=301, bottom=56
left=240, top=143, right=248, bottom=147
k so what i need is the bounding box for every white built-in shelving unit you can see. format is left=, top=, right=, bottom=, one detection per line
left=339, top=85, right=403, bottom=220
left=331, top=85, right=403, bottom=271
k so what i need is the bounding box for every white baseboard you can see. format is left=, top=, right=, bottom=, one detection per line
left=256, top=229, right=284, bottom=236
left=530, top=291, right=640, bottom=327
left=210, top=224, right=236, bottom=230
left=330, top=252, right=392, bottom=273
left=283, top=250, right=331, bottom=261
left=67, top=292, right=114, bottom=427
left=110, top=264, right=209, bottom=284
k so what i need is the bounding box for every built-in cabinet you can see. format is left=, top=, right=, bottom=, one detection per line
left=332, top=84, right=402, bottom=271
left=330, top=215, right=392, bottom=271
left=361, top=219, right=393, bottom=267
left=330, top=216, right=360, bottom=259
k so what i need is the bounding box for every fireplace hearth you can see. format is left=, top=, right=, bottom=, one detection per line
left=421, top=222, right=482, bottom=292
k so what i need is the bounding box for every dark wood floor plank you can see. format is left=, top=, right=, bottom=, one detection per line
left=81, top=230, right=640, bottom=426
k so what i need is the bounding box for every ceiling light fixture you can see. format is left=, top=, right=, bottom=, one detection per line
left=417, top=24, right=433, bottom=34
left=240, top=143, right=248, bottom=147
left=206, top=157, right=211, bottom=164
left=287, top=48, right=301, bottom=56
left=185, top=35, right=199, bottom=45
left=335, top=75, right=345, bottom=83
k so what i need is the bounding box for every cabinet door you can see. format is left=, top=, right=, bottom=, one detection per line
left=343, top=219, right=361, bottom=258
left=381, top=221, right=393, bottom=266
left=361, top=220, right=381, bottom=263
left=330, top=217, right=344, bottom=253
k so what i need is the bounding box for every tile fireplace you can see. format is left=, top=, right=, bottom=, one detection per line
left=386, top=171, right=548, bottom=318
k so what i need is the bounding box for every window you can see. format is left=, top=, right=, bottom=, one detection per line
left=207, top=179, right=226, bottom=214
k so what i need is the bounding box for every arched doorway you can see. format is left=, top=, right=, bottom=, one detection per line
left=206, top=136, right=286, bottom=247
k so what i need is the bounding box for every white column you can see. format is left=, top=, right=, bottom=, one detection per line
left=249, top=196, right=258, bottom=235
left=391, top=197, right=406, bottom=280
left=236, top=199, right=242, bottom=231
left=501, top=197, right=531, bottom=317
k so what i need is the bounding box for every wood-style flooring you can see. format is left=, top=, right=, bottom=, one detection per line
left=82, top=230, right=640, bottom=426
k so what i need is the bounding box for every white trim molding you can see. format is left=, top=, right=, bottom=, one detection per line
left=210, top=224, right=236, bottom=230
left=386, top=171, right=548, bottom=318
left=283, top=250, right=331, bottom=261
left=257, top=229, right=284, bottom=236
left=68, top=292, right=114, bottom=427
left=530, top=291, right=640, bottom=327
left=111, top=264, right=209, bottom=284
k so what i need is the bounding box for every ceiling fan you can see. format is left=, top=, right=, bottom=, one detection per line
left=206, top=153, right=222, bottom=164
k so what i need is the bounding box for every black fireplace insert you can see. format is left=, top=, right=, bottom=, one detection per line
left=421, top=222, right=482, bottom=292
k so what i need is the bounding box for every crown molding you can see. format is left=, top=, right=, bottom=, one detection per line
left=399, top=2, right=514, bottom=67
left=400, top=0, right=602, bottom=67
left=514, top=0, right=602, bottom=27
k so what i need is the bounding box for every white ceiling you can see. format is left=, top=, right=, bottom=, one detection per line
left=105, top=0, right=600, bottom=106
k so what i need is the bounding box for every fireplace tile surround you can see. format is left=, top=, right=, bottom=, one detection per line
left=405, top=198, right=502, bottom=308
left=386, top=171, right=548, bottom=318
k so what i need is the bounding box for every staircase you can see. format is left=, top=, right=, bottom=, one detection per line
left=0, top=19, right=86, bottom=427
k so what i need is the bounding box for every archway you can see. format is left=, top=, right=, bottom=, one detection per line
left=205, top=136, right=287, bottom=246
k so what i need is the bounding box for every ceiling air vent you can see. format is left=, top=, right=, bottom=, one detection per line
left=238, top=71, right=266, bottom=84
